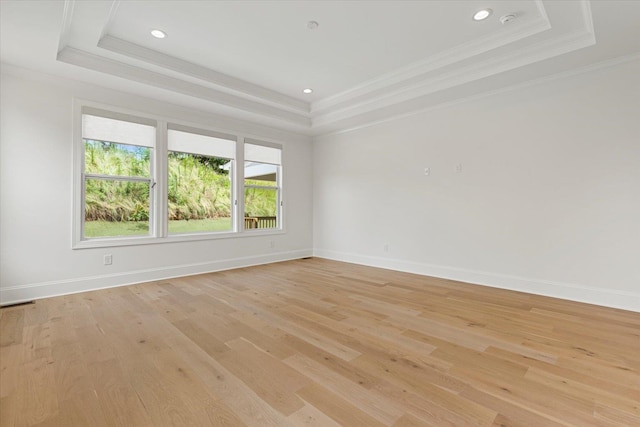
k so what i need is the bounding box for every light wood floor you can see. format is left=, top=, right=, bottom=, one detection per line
left=1, top=258, right=639, bottom=426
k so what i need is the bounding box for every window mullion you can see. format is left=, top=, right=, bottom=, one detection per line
left=236, top=136, right=245, bottom=232
left=155, top=121, right=168, bottom=238
left=278, top=164, right=283, bottom=229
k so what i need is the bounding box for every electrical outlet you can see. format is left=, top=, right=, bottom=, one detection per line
left=383, top=244, right=389, bottom=252
left=455, top=163, right=463, bottom=173
left=269, top=240, right=275, bottom=249
left=424, top=167, right=430, bottom=176
left=104, top=254, right=112, bottom=265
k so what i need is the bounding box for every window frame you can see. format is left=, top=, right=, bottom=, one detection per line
left=72, top=100, right=285, bottom=249
left=166, top=124, right=237, bottom=236
left=243, top=139, right=283, bottom=232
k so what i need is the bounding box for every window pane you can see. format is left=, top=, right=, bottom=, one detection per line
left=84, top=140, right=151, bottom=177
left=168, top=152, right=232, bottom=234
left=84, top=179, right=150, bottom=238
left=244, top=187, right=277, bottom=229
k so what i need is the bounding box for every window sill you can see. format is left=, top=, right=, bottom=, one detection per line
left=72, top=228, right=286, bottom=249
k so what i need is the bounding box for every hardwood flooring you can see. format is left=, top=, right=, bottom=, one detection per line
left=1, top=258, right=639, bottom=426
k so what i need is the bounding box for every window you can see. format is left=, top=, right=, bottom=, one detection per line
left=81, top=111, right=155, bottom=238
left=244, top=142, right=282, bottom=230
left=74, top=104, right=284, bottom=247
left=167, top=126, right=235, bottom=234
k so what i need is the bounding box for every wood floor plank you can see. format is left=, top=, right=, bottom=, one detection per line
left=86, top=358, right=154, bottom=426
left=287, top=402, right=343, bottom=427
left=0, top=307, right=25, bottom=347
left=43, top=391, right=109, bottom=427
left=217, top=337, right=309, bottom=416
left=162, top=325, right=296, bottom=426
left=392, top=413, right=439, bottom=427
left=0, top=344, right=24, bottom=399
left=296, top=383, right=388, bottom=427
left=284, top=352, right=405, bottom=425
left=1, top=257, right=638, bottom=426
left=14, top=357, right=58, bottom=426
left=51, top=342, right=93, bottom=402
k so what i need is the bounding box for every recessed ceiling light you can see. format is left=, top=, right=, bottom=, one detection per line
left=473, top=9, right=492, bottom=21
left=303, top=88, right=313, bottom=94
left=150, top=29, right=166, bottom=39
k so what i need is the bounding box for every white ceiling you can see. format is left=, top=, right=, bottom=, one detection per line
left=1, top=1, right=640, bottom=136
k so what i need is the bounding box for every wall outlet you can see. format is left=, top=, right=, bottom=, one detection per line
left=383, top=244, right=389, bottom=252
left=455, top=163, right=463, bottom=173
left=269, top=240, right=275, bottom=249
left=424, top=167, right=430, bottom=176
left=103, top=254, right=112, bottom=265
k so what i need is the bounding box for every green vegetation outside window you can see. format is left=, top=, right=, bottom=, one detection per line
left=167, top=128, right=235, bottom=234
left=244, top=142, right=282, bottom=230
left=76, top=105, right=284, bottom=247
left=82, top=113, right=155, bottom=238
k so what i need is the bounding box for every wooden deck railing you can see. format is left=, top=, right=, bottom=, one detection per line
left=244, top=216, right=277, bottom=229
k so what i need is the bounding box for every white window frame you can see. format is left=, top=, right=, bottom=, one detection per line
left=72, top=100, right=285, bottom=249
left=243, top=139, right=283, bottom=231
left=166, top=123, right=237, bottom=236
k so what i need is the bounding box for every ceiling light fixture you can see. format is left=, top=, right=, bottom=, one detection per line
left=307, top=21, right=319, bottom=30
left=150, top=29, right=167, bottom=39
left=473, top=9, right=492, bottom=21
left=303, top=88, right=313, bottom=94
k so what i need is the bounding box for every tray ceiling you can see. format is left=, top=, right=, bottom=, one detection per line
left=1, top=0, right=639, bottom=136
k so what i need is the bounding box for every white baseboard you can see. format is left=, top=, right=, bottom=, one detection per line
left=0, top=249, right=312, bottom=306
left=4, top=248, right=637, bottom=313
left=313, top=249, right=640, bottom=313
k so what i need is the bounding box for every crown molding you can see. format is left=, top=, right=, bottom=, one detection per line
left=310, top=0, right=595, bottom=130
left=97, top=35, right=310, bottom=114
left=57, top=0, right=75, bottom=53
left=315, top=52, right=640, bottom=138
left=53, top=0, right=605, bottom=137
left=311, top=26, right=596, bottom=129
left=311, top=3, right=552, bottom=114
left=56, top=47, right=312, bottom=129
left=98, top=0, right=121, bottom=41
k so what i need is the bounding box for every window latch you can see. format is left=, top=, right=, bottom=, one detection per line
left=151, top=182, right=157, bottom=189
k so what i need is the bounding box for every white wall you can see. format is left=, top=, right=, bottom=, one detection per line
left=3, top=60, right=639, bottom=311
left=0, top=66, right=313, bottom=304
left=314, top=59, right=640, bottom=312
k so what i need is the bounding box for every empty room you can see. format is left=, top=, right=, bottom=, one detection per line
left=1, top=1, right=639, bottom=426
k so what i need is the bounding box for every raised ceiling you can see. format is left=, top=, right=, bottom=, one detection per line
left=1, top=1, right=640, bottom=136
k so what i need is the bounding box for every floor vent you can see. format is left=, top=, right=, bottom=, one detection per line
left=0, top=300, right=35, bottom=309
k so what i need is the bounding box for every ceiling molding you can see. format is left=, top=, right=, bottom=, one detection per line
left=311, top=7, right=552, bottom=114
left=48, top=0, right=612, bottom=137
left=98, top=0, right=121, bottom=41
left=97, top=35, right=309, bottom=114
left=56, top=47, right=312, bottom=129
left=311, top=26, right=596, bottom=128
left=316, top=52, right=640, bottom=138
left=310, top=0, right=596, bottom=126
left=580, top=0, right=595, bottom=36
left=533, top=0, right=550, bottom=24
left=56, top=0, right=75, bottom=53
